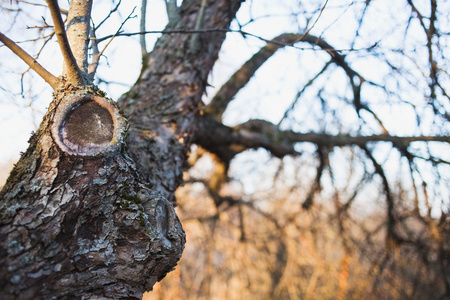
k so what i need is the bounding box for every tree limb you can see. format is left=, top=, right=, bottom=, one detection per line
left=205, top=33, right=304, bottom=120
left=204, top=32, right=385, bottom=130
left=45, top=0, right=85, bottom=85
left=66, top=0, right=93, bottom=74
left=194, top=116, right=450, bottom=163
left=119, top=0, right=245, bottom=204
left=0, top=32, right=61, bottom=89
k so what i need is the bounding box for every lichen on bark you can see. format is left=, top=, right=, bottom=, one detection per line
left=0, top=87, right=185, bottom=299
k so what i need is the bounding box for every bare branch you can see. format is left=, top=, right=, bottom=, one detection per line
left=0, top=32, right=61, bottom=89
left=302, top=0, right=329, bottom=38
left=66, top=0, right=93, bottom=74
left=140, top=0, right=148, bottom=58
left=88, top=7, right=137, bottom=80
left=361, top=146, right=399, bottom=247
left=279, top=61, right=332, bottom=125
left=195, top=116, right=450, bottom=163
left=44, top=0, right=85, bottom=85
left=205, top=33, right=304, bottom=120
left=202, top=31, right=385, bottom=129
left=94, top=28, right=374, bottom=50
left=88, top=29, right=100, bottom=80
left=302, top=147, right=327, bottom=209
left=95, top=0, right=122, bottom=31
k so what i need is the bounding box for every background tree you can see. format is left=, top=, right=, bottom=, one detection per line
left=0, top=0, right=449, bottom=299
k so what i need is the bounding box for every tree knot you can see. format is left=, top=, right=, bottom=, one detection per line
left=51, top=93, right=128, bottom=156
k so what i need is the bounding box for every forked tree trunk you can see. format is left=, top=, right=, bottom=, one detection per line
left=0, top=0, right=243, bottom=298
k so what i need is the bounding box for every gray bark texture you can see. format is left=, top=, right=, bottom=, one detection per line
left=0, top=0, right=244, bottom=298
left=0, top=87, right=185, bottom=299
left=119, top=0, right=244, bottom=203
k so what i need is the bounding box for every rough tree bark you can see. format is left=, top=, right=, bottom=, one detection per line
left=0, top=0, right=243, bottom=298
left=119, top=0, right=244, bottom=204
left=2, top=0, right=447, bottom=298
left=0, top=88, right=184, bottom=299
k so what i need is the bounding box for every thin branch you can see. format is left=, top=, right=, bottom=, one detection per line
left=100, top=8, right=137, bottom=53
left=301, top=0, right=329, bottom=40
left=140, top=0, right=148, bottom=58
left=88, top=7, right=137, bottom=80
left=95, top=28, right=378, bottom=52
left=302, top=147, right=326, bottom=209
left=0, top=32, right=61, bottom=89
left=196, top=30, right=382, bottom=126
left=88, top=29, right=100, bottom=80
left=361, top=146, right=398, bottom=247
left=205, top=33, right=305, bottom=120
left=21, top=31, right=56, bottom=82
left=95, top=0, right=122, bottom=31
left=279, top=61, right=332, bottom=125
left=44, top=0, right=84, bottom=85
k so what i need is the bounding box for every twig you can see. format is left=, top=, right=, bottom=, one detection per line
left=95, top=0, right=122, bottom=30
left=0, top=32, right=60, bottom=89
left=299, top=0, right=329, bottom=42
left=302, top=147, right=327, bottom=209
left=101, top=7, right=137, bottom=54
left=21, top=31, right=55, bottom=81
left=88, top=7, right=137, bottom=80
left=361, top=146, right=398, bottom=247
left=279, top=61, right=332, bottom=125
left=94, top=28, right=377, bottom=53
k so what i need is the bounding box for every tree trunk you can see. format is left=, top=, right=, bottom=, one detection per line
left=0, top=87, right=184, bottom=299
left=0, top=0, right=243, bottom=298
left=119, top=0, right=244, bottom=203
